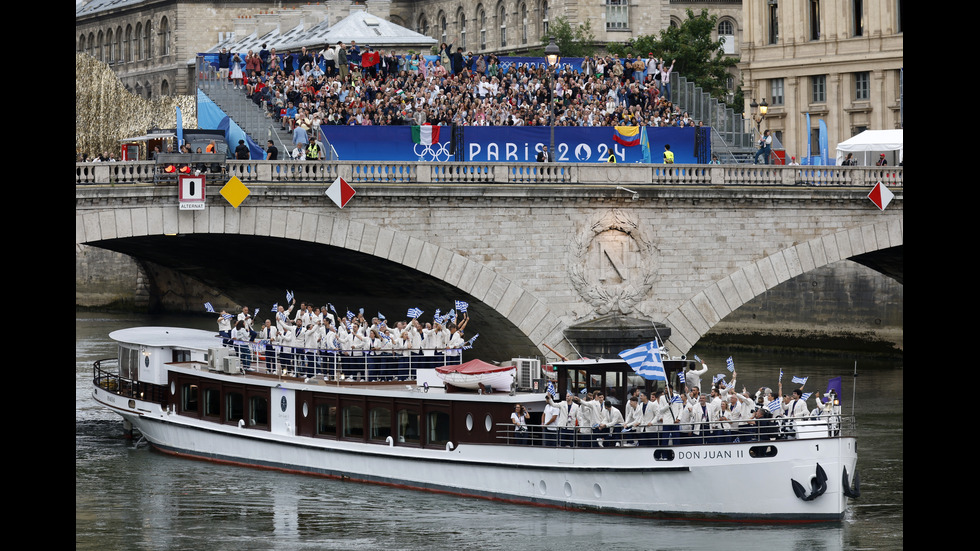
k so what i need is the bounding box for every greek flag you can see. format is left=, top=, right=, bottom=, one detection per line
left=466, top=333, right=479, bottom=345
left=670, top=395, right=682, bottom=404
left=447, top=309, right=456, bottom=323
left=407, top=307, right=423, bottom=319
left=222, top=313, right=233, bottom=320
left=205, top=302, right=215, bottom=313
left=286, top=290, right=294, bottom=303
left=254, top=309, right=260, bottom=317
left=434, top=315, right=445, bottom=325
left=346, top=310, right=355, bottom=321
left=694, top=354, right=702, bottom=363
left=767, top=400, right=782, bottom=414
left=378, top=312, right=386, bottom=321
left=801, top=392, right=813, bottom=401
left=546, top=381, right=558, bottom=399
left=272, top=302, right=278, bottom=312
left=779, top=369, right=784, bottom=382
left=713, top=373, right=725, bottom=384
left=792, top=376, right=808, bottom=385
left=455, top=300, right=469, bottom=313
left=678, top=371, right=686, bottom=383
left=328, top=303, right=337, bottom=314
left=618, top=340, right=666, bottom=381
left=726, top=356, right=735, bottom=372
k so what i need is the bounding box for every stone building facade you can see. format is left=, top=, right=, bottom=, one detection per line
left=739, top=0, right=903, bottom=162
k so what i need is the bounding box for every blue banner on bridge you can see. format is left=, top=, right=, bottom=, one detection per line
left=319, top=126, right=704, bottom=164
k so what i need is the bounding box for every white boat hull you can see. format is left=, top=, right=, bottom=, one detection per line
left=95, top=386, right=856, bottom=521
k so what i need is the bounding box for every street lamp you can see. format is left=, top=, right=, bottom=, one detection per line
left=749, top=97, right=768, bottom=133
left=545, top=36, right=561, bottom=161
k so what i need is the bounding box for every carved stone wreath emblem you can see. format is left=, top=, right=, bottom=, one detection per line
left=569, top=210, right=658, bottom=316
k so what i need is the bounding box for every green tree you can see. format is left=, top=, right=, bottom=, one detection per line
left=537, top=16, right=596, bottom=59
left=611, top=9, right=741, bottom=107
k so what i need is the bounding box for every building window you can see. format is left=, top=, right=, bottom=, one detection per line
left=606, top=0, right=629, bottom=30
left=718, top=19, right=735, bottom=54
left=458, top=9, right=467, bottom=50
left=143, top=21, right=152, bottom=60
left=809, top=0, right=821, bottom=40
left=125, top=25, right=133, bottom=62
left=417, top=15, right=428, bottom=37
left=440, top=13, right=447, bottom=44
left=770, top=78, right=784, bottom=105
left=521, top=3, right=528, bottom=45
left=114, top=27, right=122, bottom=61
left=854, top=72, right=869, bottom=100
left=160, top=17, right=171, bottom=56
left=541, top=0, right=549, bottom=36
left=135, top=23, right=143, bottom=60
left=852, top=0, right=864, bottom=36
left=479, top=8, right=487, bottom=50
left=79, top=34, right=86, bottom=53
left=498, top=3, right=507, bottom=48
left=811, top=75, right=826, bottom=103
left=768, top=1, right=779, bottom=44
left=897, top=0, right=903, bottom=33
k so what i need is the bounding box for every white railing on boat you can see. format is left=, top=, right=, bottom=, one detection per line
left=496, top=417, right=854, bottom=448
left=222, top=337, right=463, bottom=382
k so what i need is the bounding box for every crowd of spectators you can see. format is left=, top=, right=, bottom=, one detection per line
left=229, top=42, right=704, bottom=141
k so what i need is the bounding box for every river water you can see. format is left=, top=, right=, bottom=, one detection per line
left=76, top=313, right=903, bottom=550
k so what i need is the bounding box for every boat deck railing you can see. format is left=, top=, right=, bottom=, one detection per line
left=213, top=338, right=464, bottom=382
left=496, top=416, right=855, bottom=448
left=92, top=359, right=170, bottom=404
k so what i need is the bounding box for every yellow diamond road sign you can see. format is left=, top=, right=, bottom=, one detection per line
left=220, top=176, right=250, bottom=208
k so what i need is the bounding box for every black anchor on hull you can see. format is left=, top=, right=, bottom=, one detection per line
left=842, top=466, right=861, bottom=498
left=791, top=463, right=828, bottom=501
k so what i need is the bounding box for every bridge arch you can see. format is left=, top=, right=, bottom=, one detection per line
left=663, top=219, right=903, bottom=354
left=76, top=205, right=565, bottom=360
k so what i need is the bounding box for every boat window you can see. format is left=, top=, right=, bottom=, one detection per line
left=317, top=404, right=337, bottom=437
left=172, top=349, right=191, bottom=363
left=343, top=405, right=364, bottom=439
left=749, top=445, right=779, bottom=458
left=181, top=384, right=199, bottom=412
left=604, top=371, right=621, bottom=395
left=204, top=388, right=220, bottom=417
left=369, top=407, right=392, bottom=441
left=226, top=392, right=244, bottom=423
left=119, top=346, right=139, bottom=379
left=397, top=408, right=420, bottom=445
left=249, top=396, right=268, bottom=427
left=427, top=411, right=450, bottom=447
left=653, top=449, right=674, bottom=461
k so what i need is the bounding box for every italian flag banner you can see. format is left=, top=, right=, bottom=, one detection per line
left=412, top=125, right=440, bottom=145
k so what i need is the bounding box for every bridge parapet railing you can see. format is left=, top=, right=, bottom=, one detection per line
left=75, top=162, right=903, bottom=188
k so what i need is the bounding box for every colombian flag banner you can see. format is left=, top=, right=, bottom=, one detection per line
left=613, top=126, right=641, bottom=147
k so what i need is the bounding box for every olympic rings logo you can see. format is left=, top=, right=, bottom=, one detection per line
left=414, top=142, right=452, bottom=162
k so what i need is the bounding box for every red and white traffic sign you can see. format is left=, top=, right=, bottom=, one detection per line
left=867, top=181, right=894, bottom=211
left=326, top=176, right=356, bottom=208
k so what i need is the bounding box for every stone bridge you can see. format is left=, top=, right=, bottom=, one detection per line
left=76, top=161, right=903, bottom=361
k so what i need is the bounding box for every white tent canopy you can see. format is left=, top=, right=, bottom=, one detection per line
left=835, top=129, right=903, bottom=166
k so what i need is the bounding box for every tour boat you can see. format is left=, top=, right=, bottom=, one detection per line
left=91, top=326, right=859, bottom=522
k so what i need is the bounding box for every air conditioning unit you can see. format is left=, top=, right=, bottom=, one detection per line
left=222, top=356, right=242, bottom=374
left=209, top=347, right=231, bottom=371
left=512, top=358, right=541, bottom=390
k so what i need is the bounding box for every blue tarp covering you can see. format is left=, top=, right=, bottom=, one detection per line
left=196, top=90, right=264, bottom=159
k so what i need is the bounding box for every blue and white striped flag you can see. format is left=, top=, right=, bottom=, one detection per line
left=671, top=395, right=682, bottom=404
left=346, top=310, right=355, bottom=321
left=466, top=333, right=479, bottom=345
left=677, top=371, right=686, bottom=383
left=272, top=302, right=278, bottom=312
left=455, top=300, right=469, bottom=313
left=222, top=313, right=233, bottom=320
left=792, top=376, right=808, bottom=386
left=328, top=303, right=337, bottom=314
left=378, top=312, right=386, bottom=321
left=205, top=302, right=215, bottom=313
left=447, top=309, right=456, bottom=323
left=801, top=392, right=813, bottom=401
left=726, top=356, right=735, bottom=372
left=434, top=315, right=445, bottom=325
left=546, top=381, right=558, bottom=399
left=286, top=290, right=294, bottom=303
left=694, top=354, right=702, bottom=363
left=407, top=307, right=423, bottom=319
left=713, top=373, right=725, bottom=384
left=779, top=369, right=784, bottom=382
left=767, top=400, right=782, bottom=414
left=618, top=340, right=666, bottom=381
